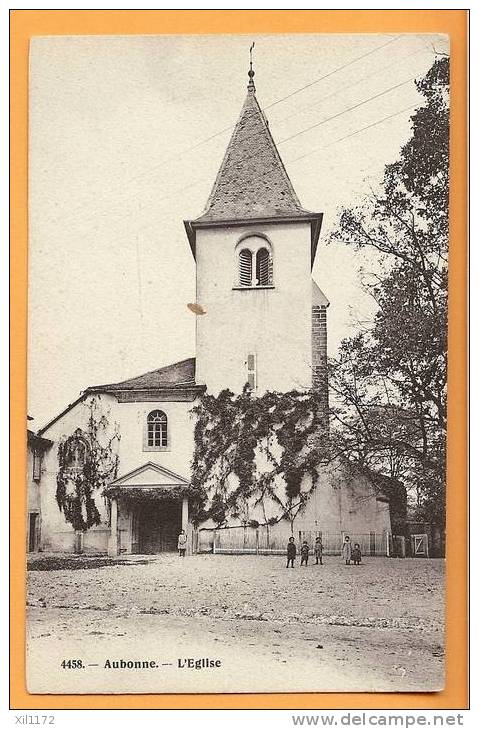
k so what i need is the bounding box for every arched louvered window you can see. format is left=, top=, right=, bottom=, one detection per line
left=147, top=410, right=168, bottom=447
left=256, top=247, right=272, bottom=286
left=238, top=248, right=253, bottom=287
left=236, top=237, right=273, bottom=288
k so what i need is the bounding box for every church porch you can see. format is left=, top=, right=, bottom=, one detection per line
left=103, top=462, right=192, bottom=556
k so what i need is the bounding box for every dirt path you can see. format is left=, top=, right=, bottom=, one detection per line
left=27, top=555, right=444, bottom=694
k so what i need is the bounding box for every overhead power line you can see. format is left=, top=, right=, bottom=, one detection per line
left=289, top=103, right=420, bottom=164
left=275, top=44, right=430, bottom=128
left=48, top=70, right=420, bottom=238
left=277, top=74, right=417, bottom=147
left=59, top=97, right=420, bottom=247
left=42, top=34, right=404, bottom=227
left=264, top=34, right=401, bottom=111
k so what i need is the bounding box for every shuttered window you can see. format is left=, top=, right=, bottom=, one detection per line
left=238, top=248, right=253, bottom=286
left=237, top=241, right=273, bottom=288
left=256, top=247, right=271, bottom=286
left=33, top=451, right=41, bottom=481
left=247, top=353, right=257, bottom=389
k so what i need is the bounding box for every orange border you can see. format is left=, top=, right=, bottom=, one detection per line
left=10, top=9, right=468, bottom=710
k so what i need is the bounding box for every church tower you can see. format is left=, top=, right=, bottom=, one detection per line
left=184, top=64, right=325, bottom=396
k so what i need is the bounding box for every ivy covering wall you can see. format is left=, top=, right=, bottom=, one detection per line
left=56, top=397, right=120, bottom=532
left=191, top=387, right=329, bottom=527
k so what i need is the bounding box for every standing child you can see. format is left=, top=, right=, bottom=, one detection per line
left=314, top=536, right=323, bottom=565
left=177, top=529, right=187, bottom=557
left=342, top=535, right=352, bottom=565
left=351, top=542, right=362, bottom=565
left=300, top=540, right=310, bottom=566
left=286, top=536, right=296, bottom=568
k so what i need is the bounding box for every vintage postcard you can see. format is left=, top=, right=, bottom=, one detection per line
left=24, top=30, right=453, bottom=696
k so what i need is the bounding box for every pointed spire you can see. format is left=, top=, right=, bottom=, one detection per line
left=184, top=61, right=324, bottom=261
left=196, top=65, right=309, bottom=222
left=248, top=42, right=255, bottom=91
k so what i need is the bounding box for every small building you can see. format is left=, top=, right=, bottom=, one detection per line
left=26, top=426, right=52, bottom=552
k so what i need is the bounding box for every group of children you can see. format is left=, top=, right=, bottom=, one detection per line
left=286, top=534, right=362, bottom=567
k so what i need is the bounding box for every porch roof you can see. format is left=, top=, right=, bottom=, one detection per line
left=103, top=461, right=191, bottom=500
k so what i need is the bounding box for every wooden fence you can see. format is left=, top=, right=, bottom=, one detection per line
left=197, top=525, right=391, bottom=556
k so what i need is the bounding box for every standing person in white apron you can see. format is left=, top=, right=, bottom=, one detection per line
left=342, top=535, right=352, bottom=565
left=177, top=529, right=187, bottom=557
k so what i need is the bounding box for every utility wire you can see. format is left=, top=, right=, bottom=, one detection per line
left=289, top=103, right=420, bottom=164
left=56, top=97, right=421, bottom=247
left=277, top=74, right=417, bottom=147
left=48, top=72, right=420, bottom=238
left=42, top=35, right=404, bottom=226
left=275, top=45, right=429, bottom=127
left=263, top=35, right=401, bottom=110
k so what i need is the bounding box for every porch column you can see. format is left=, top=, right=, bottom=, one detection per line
left=181, top=497, right=190, bottom=555
left=181, top=497, right=189, bottom=532
left=107, top=498, right=119, bottom=556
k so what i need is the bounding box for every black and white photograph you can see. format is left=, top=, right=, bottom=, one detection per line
left=26, top=33, right=449, bottom=694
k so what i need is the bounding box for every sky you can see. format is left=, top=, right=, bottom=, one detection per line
left=28, top=32, right=449, bottom=427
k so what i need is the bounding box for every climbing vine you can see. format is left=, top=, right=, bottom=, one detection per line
left=56, top=397, right=120, bottom=532
left=191, top=387, right=329, bottom=528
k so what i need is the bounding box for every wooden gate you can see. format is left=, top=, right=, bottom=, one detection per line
left=411, top=533, right=429, bottom=557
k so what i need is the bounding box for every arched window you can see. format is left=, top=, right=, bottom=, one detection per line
left=256, top=247, right=271, bottom=286
left=147, top=410, right=168, bottom=448
left=64, top=433, right=89, bottom=473
left=236, top=236, right=273, bottom=288
left=238, top=248, right=252, bottom=287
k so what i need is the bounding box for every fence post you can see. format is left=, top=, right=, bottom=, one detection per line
left=213, top=530, right=216, bottom=555
left=385, top=531, right=390, bottom=557
left=256, top=528, right=259, bottom=555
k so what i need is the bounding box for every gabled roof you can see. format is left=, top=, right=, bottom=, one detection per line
left=108, top=461, right=190, bottom=488
left=87, top=357, right=198, bottom=393
left=38, top=358, right=202, bottom=436
left=184, top=77, right=323, bottom=265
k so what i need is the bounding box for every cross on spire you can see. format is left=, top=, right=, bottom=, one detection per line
left=248, top=42, right=255, bottom=91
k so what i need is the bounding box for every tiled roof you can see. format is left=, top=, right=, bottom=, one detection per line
left=87, top=357, right=197, bottom=392
left=312, top=280, right=330, bottom=307
left=196, top=85, right=310, bottom=222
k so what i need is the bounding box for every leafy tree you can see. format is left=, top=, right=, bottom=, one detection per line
left=328, top=57, right=449, bottom=530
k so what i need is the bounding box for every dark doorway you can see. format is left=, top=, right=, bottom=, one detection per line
left=137, top=501, right=181, bottom=553
left=29, top=513, right=38, bottom=552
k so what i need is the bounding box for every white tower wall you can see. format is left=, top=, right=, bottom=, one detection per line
left=195, top=221, right=313, bottom=394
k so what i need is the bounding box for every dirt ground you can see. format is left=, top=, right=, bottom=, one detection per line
left=27, top=554, right=444, bottom=694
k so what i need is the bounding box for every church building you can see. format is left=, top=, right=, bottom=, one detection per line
left=28, top=65, right=394, bottom=557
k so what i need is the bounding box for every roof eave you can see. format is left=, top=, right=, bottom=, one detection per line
left=184, top=220, right=196, bottom=259
left=184, top=212, right=323, bottom=265
left=85, top=384, right=206, bottom=396
left=38, top=393, right=88, bottom=436
left=27, top=430, right=54, bottom=449
left=310, top=213, right=324, bottom=269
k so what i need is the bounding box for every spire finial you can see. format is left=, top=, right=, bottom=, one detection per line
left=248, top=42, right=255, bottom=90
